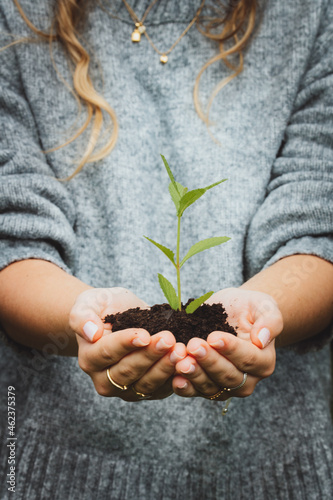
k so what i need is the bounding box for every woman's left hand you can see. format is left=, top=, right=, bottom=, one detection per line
left=172, top=288, right=283, bottom=400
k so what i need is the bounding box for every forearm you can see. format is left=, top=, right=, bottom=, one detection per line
left=240, top=254, right=333, bottom=347
left=0, top=259, right=92, bottom=355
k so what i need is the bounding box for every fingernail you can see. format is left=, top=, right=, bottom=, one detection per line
left=156, top=338, right=173, bottom=352
left=180, top=361, right=195, bottom=374
left=189, top=346, right=207, bottom=359
left=83, top=321, right=98, bottom=341
left=132, top=336, right=149, bottom=347
left=170, top=350, right=184, bottom=364
left=209, top=339, right=225, bottom=349
left=258, top=327, right=271, bottom=348
left=178, top=381, right=188, bottom=389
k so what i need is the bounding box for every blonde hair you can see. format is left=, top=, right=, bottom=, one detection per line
left=11, top=0, right=257, bottom=179
left=195, top=0, right=256, bottom=125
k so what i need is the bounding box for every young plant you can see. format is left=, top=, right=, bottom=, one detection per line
left=144, top=155, right=230, bottom=314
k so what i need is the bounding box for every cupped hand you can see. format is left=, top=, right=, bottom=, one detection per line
left=70, top=287, right=187, bottom=400
left=172, top=287, right=283, bottom=400
left=69, top=287, right=150, bottom=342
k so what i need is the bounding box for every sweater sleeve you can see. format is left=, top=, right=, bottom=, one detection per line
left=244, top=1, right=333, bottom=350
left=0, top=14, right=77, bottom=276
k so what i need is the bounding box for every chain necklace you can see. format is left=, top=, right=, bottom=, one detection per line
left=121, top=0, right=206, bottom=64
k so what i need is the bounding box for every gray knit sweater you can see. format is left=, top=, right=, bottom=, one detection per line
left=0, top=1, right=332, bottom=499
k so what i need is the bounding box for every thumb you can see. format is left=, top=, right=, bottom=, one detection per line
left=69, top=289, right=109, bottom=342
left=70, top=309, right=105, bottom=343
left=250, top=298, right=284, bottom=349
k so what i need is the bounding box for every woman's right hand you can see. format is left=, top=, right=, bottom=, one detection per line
left=69, top=288, right=186, bottom=401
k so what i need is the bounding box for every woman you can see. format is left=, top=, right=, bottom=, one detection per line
left=0, top=0, right=332, bottom=498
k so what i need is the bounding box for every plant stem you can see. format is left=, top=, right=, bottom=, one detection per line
left=176, top=215, right=182, bottom=311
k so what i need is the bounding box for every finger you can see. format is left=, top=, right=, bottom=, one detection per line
left=95, top=330, right=176, bottom=391
left=234, top=293, right=283, bottom=348
left=175, top=354, right=222, bottom=395
left=173, top=371, right=258, bottom=400
left=172, top=375, right=198, bottom=398
left=70, top=288, right=115, bottom=342
left=77, top=328, right=151, bottom=373
left=250, top=302, right=283, bottom=348
left=175, top=344, right=247, bottom=398
left=186, top=337, right=247, bottom=385
left=133, top=342, right=187, bottom=395
left=206, top=331, right=276, bottom=378
left=70, top=309, right=106, bottom=343
left=93, top=375, right=174, bottom=401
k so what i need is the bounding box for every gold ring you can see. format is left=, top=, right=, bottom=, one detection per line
left=131, top=385, right=153, bottom=399
left=204, top=387, right=225, bottom=400
left=224, top=372, right=248, bottom=392
left=106, top=368, right=129, bottom=391
left=201, top=373, right=248, bottom=400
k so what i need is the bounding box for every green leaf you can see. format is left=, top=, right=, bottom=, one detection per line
left=158, top=273, right=179, bottom=311
left=203, top=178, right=227, bottom=191
left=169, top=181, right=188, bottom=212
left=180, top=236, right=230, bottom=267
left=178, top=188, right=206, bottom=216
left=143, top=236, right=176, bottom=267
left=161, top=155, right=180, bottom=194
left=185, top=291, right=214, bottom=314
left=178, top=178, right=227, bottom=217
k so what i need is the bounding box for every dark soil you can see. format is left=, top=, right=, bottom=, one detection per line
left=104, top=300, right=237, bottom=344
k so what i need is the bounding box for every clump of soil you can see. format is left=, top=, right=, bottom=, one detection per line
left=104, top=300, right=237, bottom=344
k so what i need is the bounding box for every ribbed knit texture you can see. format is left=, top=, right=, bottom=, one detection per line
left=0, top=0, right=332, bottom=498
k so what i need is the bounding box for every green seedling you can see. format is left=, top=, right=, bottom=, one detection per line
left=144, top=155, right=230, bottom=314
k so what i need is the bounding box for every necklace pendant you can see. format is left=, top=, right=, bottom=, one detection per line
left=131, top=29, right=141, bottom=42
left=160, top=54, right=168, bottom=64
left=135, top=22, right=146, bottom=34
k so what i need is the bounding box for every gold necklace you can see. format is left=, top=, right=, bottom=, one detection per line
left=121, top=0, right=206, bottom=64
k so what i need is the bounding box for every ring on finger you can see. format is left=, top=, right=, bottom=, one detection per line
left=225, top=372, right=248, bottom=392
left=106, top=368, right=129, bottom=391
left=201, top=372, right=248, bottom=400
left=131, top=385, right=153, bottom=399
left=202, top=387, right=225, bottom=400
